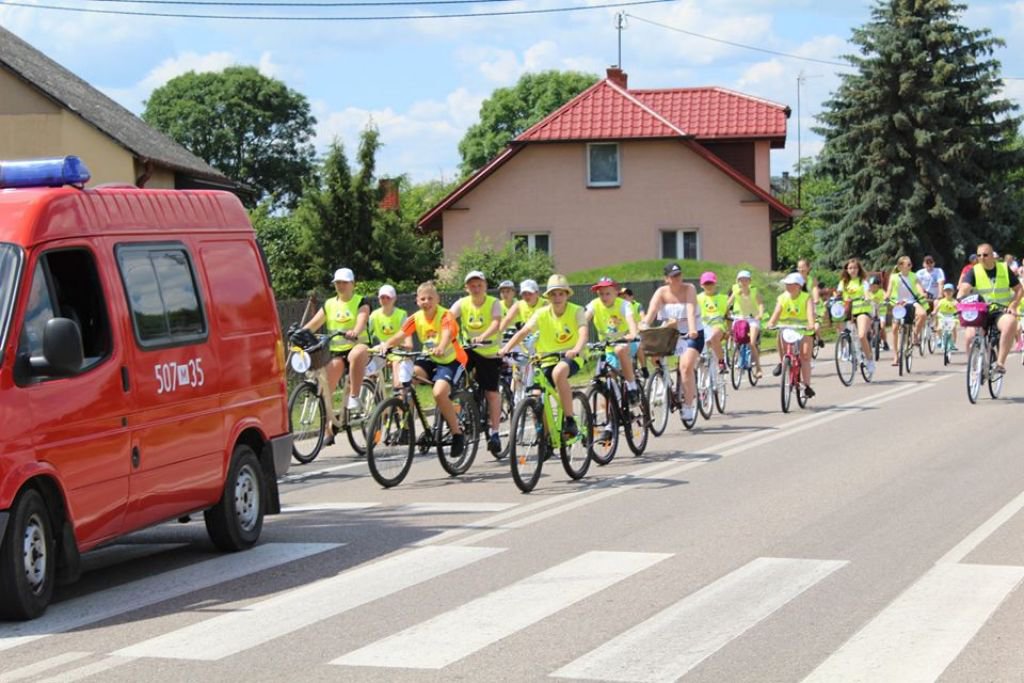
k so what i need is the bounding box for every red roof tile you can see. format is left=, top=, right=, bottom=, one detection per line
left=632, top=87, right=788, bottom=142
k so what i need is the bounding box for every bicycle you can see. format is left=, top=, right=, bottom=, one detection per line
left=831, top=300, right=876, bottom=386
left=587, top=340, right=650, bottom=465
left=287, top=329, right=383, bottom=464
left=960, top=299, right=1006, bottom=404
left=506, top=352, right=593, bottom=493
left=695, top=337, right=726, bottom=418
left=938, top=315, right=957, bottom=366
left=726, top=316, right=761, bottom=390
left=919, top=308, right=937, bottom=356
left=892, top=303, right=915, bottom=376
left=364, top=349, right=480, bottom=488
left=774, top=325, right=811, bottom=413
left=462, top=342, right=515, bottom=461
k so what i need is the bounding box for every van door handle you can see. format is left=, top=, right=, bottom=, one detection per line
left=131, top=447, right=140, bottom=469
left=121, top=366, right=130, bottom=392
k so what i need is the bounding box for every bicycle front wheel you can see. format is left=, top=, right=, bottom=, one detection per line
left=988, top=343, right=1004, bottom=399
left=834, top=334, right=855, bottom=387
left=345, top=378, right=380, bottom=456
left=587, top=384, right=619, bottom=466
left=780, top=356, right=793, bottom=413
left=966, top=340, right=983, bottom=404
left=623, top=381, right=650, bottom=456
left=903, top=326, right=914, bottom=374
left=795, top=362, right=808, bottom=409
left=713, top=366, right=727, bottom=414
left=494, top=380, right=515, bottom=460
left=436, top=389, right=479, bottom=476
left=646, top=368, right=671, bottom=437
left=561, top=391, right=593, bottom=480
left=925, top=326, right=936, bottom=355
left=510, top=396, right=545, bottom=493
left=366, top=397, right=414, bottom=488
left=696, top=361, right=713, bottom=420
left=730, top=344, right=744, bottom=390
left=288, top=382, right=325, bottom=464
left=679, top=368, right=698, bottom=431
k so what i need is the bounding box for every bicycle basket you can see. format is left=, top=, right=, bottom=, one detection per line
left=957, top=300, right=989, bottom=328
left=780, top=327, right=803, bottom=345
left=731, top=318, right=750, bottom=344
left=640, top=327, right=680, bottom=355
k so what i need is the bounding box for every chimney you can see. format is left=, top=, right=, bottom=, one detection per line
left=606, top=67, right=628, bottom=89
left=378, top=178, right=399, bottom=212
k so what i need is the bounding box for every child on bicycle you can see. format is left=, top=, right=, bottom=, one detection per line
left=585, top=277, right=640, bottom=403
left=767, top=272, right=818, bottom=398
left=367, top=284, right=410, bottom=392
left=936, top=283, right=959, bottom=351
left=501, top=274, right=589, bottom=438
left=375, top=281, right=469, bottom=457
left=726, top=270, right=765, bottom=378
left=697, top=272, right=729, bottom=373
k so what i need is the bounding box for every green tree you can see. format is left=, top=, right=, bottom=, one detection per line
left=250, top=203, right=308, bottom=298
left=143, top=66, right=317, bottom=208
left=775, top=161, right=841, bottom=270
left=458, top=70, right=599, bottom=177
left=814, top=0, right=1024, bottom=270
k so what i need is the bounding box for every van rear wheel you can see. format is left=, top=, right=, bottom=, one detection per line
left=205, top=445, right=265, bottom=552
left=0, top=488, right=56, bottom=620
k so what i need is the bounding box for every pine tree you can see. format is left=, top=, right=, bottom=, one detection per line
left=814, top=0, right=1023, bottom=270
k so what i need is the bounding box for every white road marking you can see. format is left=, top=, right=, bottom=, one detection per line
left=803, top=562, right=1024, bottom=683
left=281, top=502, right=381, bottom=512
left=0, top=543, right=341, bottom=652
left=400, top=502, right=518, bottom=513
left=279, top=460, right=366, bottom=483
left=114, top=545, right=505, bottom=661
left=0, top=651, right=91, bottom=681
left=937, top=487, right=1024, bottom=565
left=552, top=557, right=847, bottom=682
left=333, top=551, right=670, bottom=670
left=35, top=656, right=135, bottom=683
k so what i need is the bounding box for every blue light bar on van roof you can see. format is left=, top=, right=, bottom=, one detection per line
left=0, top=156, right=91, bottom=189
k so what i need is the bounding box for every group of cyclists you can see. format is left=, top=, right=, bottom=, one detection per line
left=291, top=241, right=1023, bottom=468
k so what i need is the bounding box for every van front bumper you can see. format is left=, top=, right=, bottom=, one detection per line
left=0, top=511, right=8, bottom=547
left=271, top=433, right=292, bottom=478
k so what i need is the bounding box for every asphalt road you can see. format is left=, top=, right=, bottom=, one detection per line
left=4, top=343, right=1024, bottom=682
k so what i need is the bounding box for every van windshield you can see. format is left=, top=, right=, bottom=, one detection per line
left=0, top=243, right=23, bottom=365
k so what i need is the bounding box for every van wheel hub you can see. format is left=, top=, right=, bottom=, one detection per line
left=234, top=464, right=259, bottom=532
left=22, top=513, right=48, bottom=593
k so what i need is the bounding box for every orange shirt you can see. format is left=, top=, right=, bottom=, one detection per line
left=401, top=309, right=468, bottom=365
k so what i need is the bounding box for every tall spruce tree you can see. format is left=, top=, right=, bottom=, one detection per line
left=814, top=0, right=1023, bottom=269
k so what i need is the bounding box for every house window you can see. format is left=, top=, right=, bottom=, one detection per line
left=513, top=233, right=551, bottom=255
left=661, top=230, right=700, bottom=260
left=587, top=143, right=620, bottom=187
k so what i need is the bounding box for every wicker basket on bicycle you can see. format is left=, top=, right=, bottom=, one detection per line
left=639, top=326, right=680, bottom=355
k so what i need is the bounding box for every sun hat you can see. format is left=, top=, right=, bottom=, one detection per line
left=464, top=270, right=486, bottom=284
left=736, top=270, right=752, bottom=280
left=944, top=283, right=955, bottom=290
left=543, top=274, right=573, bottom=297
left=498, top=280, right=515, bottom=290
left=590, top=276, right=617, bottom=292
left=378, top=284, right=397, bottom=299
left=663, top=262, right=682, bottom=277
left=520, top=279, right=539, bottom=294
left=781, top=272, right=805, bottom=287
left=332, top=267, right=354, bottom=283
left=699, top=271, right=717, bottom=285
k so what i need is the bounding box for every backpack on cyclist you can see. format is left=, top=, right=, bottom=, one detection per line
left=732, top=318, right=750, bottom=344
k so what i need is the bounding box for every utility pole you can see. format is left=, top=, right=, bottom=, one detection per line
left=615, top=12, right=627, bottom=68
left=795, top=71, right=821, bottom=209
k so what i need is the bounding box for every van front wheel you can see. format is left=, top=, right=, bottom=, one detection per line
left=205, top=445, right=265, bottom=552
left=0, top=488, right=56, bottom=620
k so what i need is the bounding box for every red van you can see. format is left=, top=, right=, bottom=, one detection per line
left=0, top=157, right=292, bottom=620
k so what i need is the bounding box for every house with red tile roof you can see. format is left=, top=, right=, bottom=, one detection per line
left=419, top=68, right=796, bottom=273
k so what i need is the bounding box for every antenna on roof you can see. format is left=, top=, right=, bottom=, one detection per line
left=615, top=12, right=627, bottom=68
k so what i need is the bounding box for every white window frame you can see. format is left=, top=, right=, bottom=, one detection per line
left=587, top=143, right=620, bottom=188
left=512, top=232, right=551, bottom=255
left=660, top=229, right=700, bottom=260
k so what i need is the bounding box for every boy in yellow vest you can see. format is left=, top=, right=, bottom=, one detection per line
left=585, top=276, right=639, bottom=402
left=376, top=281, right=469, bottom=457
left=451, top=271, right=504, bottom=455
left=368, top=284, right=409, bottom=391
left=300, top=267, right=371, bottom=425
left=501, top=274, right=588, bottom=438
left=497, top=280, right=517, bottom=318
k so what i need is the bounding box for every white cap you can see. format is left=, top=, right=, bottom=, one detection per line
left=519, top=279, right=539, bottom=294
left=736, top=270, right=752, bottom=280
left=781, top=272, right=805, bottom=286
left=378, top=284, right=397, bottom=299
left=464, top=270, right=486, bottom=284
left=332, top=267, right=355, bottom=283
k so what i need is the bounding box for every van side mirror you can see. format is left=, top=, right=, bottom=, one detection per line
left=30, top=318, right=84, bottom=377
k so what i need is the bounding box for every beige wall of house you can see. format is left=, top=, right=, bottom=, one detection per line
left=440, top=140, right=773, bottom=273
left=0, top=68, right=169, bottom=187
left=754, top=140, right=771, bottom=191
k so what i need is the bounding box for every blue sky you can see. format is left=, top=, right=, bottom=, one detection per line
left=2, top=0, right=1021, bottom=183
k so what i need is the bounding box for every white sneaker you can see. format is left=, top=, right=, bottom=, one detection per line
left=682, top=402, right=696, bottom=421
left=347, top=395, right=361, bottom=411
left=866, top=360, right=876, bottom=374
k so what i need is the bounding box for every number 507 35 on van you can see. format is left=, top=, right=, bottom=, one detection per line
left=0, top=157, right=292, bottom=620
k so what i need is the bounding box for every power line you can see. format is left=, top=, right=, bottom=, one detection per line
left=82, top=0, right=516, bottom=6
left=0, top=0, right=674, bottom=19
left=626, top=13, right=854, bottom=69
